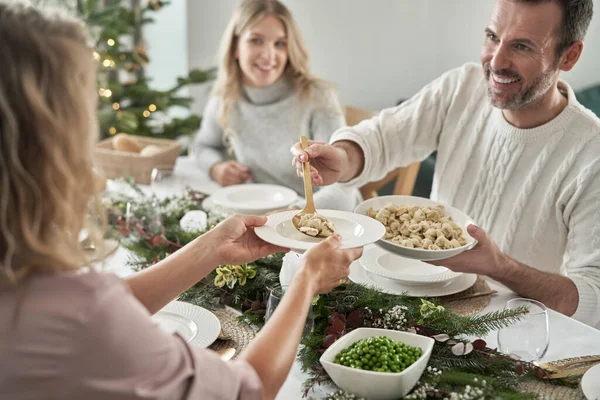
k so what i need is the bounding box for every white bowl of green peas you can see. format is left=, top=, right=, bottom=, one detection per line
left=320, top=328, right=434, bottom=400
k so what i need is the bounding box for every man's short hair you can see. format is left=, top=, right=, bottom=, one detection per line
left=513, top=0, right=594, bottom=56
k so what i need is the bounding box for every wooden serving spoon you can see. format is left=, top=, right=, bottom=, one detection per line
left=292, top=136, right=325, bottom=237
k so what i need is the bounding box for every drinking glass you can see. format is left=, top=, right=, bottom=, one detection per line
left=264, top=286, right=314, bottom=335
left=150, top=165, right=184, bottom=198
left=125, top=201, right=163, bottom=236
left=497, top=298, right=549, bottom=361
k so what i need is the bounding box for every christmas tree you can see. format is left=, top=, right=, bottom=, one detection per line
left=36, top=0, right=215, bottom=146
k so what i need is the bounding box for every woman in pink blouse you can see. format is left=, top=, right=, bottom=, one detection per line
left=0, top=2, right=362, bottom=399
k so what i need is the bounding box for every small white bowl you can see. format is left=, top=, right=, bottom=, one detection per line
left=354, top=195, right=477, bottom=261
left=320, top=328, right=434, bottom=400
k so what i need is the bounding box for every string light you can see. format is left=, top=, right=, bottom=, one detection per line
left=102, top=59, right=111, bottom=68
left=148, top=104, right=157, bottom=112
left=93, top=52, right=101, bottom=61
left=98, top=88, right=112, bottom=98
left=107, top=39, right=115, bottom=46
left=109, top=127, right=117, bottom=135
left=112, top=102, right=120, bottom=110
left=143, top=110, right=151, bottom=118
left=98, top=88, right=105, bottom=96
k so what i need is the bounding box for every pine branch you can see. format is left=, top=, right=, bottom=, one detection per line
left=298, top=333, right=326, bottom=373
left=425, top=307, right=529, bottom=337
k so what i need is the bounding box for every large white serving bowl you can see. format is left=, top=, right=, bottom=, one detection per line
left=354, top=196, right=477, bottom=261
left=320, top=328, right=434, bottom=400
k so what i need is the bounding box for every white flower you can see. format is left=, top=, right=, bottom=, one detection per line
left=180, top=210, right=208, bottom=232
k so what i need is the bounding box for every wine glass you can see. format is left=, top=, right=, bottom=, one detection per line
left=125, top=200, right=163, bottom=237
left=264, top=286, right=314, bottom=336
left=497, top=298, right=549, bottom=361
left=150, top=165, right=184, bottom=198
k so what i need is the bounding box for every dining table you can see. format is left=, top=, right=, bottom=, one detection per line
left=100, top=156, right=600, bottom=399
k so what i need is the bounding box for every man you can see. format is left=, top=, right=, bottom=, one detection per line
left=291, top=0, right=600, bottom=327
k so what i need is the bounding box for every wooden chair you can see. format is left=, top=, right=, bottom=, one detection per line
left=344, top=106, right=421, bottom=200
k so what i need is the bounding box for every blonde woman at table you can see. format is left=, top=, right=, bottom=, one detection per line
left=193, top=0, right=361, bottom=212
left=0, top=3, right=363, bottom=400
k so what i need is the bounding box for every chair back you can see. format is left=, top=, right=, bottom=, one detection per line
left=343, top=106, right=421, bottom=199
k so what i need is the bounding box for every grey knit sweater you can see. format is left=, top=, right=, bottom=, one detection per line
left=193, top=78, right=362, bottom=211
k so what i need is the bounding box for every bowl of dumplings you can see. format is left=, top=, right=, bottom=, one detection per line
left=354, top=196, right=477, bottom=261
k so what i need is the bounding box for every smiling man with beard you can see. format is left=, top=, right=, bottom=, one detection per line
left=290, top=0, right=600, bottom=327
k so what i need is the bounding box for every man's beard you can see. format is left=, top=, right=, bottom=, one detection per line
left=483, top=62, right=557, bottom=110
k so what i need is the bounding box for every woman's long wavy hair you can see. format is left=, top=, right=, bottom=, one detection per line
left=212, top=0, right=341, bottom=131
left=0, top=2, right=103, bottom=286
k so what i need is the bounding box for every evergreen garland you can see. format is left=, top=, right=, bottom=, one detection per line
left=102, top=186, right=578, bottom=399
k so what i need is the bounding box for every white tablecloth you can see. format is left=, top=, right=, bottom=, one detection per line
left=102, top=156, right=600, bottom=399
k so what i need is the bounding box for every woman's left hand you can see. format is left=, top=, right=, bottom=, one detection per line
left=206, top=215, right=289, bottom=265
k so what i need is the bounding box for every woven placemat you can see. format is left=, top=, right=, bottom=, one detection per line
left=438, top=278, right=493, bottom=316
left=517, top=380, right=585, bottom=399
left=208, top=308, right=256, bottom=360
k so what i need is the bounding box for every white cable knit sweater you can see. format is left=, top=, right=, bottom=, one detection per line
left=331, top=63, right=600, bottom=327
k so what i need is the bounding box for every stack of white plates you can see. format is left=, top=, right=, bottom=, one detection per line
left=349, top=247, right=477, bottom=297
left=204, top=183, right=299, bottom=215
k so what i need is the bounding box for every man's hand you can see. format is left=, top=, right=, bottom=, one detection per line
left=429, top=224, right=579, bottom=316
left=428, top=225, right=504, bottom=278
left=290, top=140, right=364, bottom=185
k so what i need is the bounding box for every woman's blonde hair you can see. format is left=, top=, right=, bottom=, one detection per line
left=0, top=2, right=103, bottom=285
left=212, top=0, right=341, bottom=130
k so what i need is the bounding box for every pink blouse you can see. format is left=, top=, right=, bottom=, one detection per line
left=0, top=271, right=263, bottom=399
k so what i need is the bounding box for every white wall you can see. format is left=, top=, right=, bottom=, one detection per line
left=185, top=0, right=600, bottom=112
left=142, top=0, right=189, bottom=92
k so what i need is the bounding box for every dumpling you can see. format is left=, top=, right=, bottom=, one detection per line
left=298, top=213, right=335, bottom=238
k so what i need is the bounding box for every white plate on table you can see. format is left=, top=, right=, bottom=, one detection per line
left=354, top=196, right=477, bottom=261
left=360, top=247, right=462, bottom=286
left=202, top=196, right=255, bottom=216
left=254, top=209, right=385, bottom=253
left=151, top=301, right=221, bottom=348
left=349, top=261, right=477, bottom=297
left=582, top=363, right=600, bottom=399
left=211, top=184, right=298, bottom=214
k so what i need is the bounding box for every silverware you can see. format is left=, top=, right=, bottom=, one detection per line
left=535, top=355, right=600, bottom=378
left=216, top=347, right=236, bottom=361
left=292, top=136, right=325, bottom=238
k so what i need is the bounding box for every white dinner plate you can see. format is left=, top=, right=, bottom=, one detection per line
left=151, top=301, right=221, bottom=348
left=354, top=196, right=477, bottom=261
left=202, top=196, right=255, bottom=216
left=211, top=184, right=298, bottom=213
left=254, top=209, right=385, bottom=253
left=359, top=247, right=462, bottom=286
left=349, top=262, right=477, bottom=297
left=582, top=363, right=600, bottom=399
